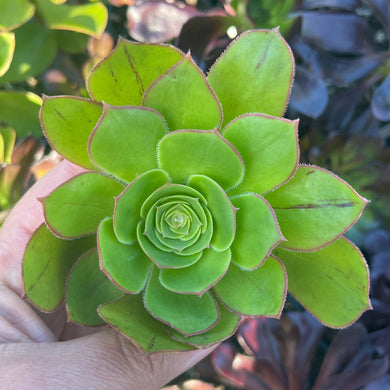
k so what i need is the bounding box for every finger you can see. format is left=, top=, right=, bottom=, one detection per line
left=0, top=160, right=85, bottom=295
left=0, top=328, right=215, bottom=390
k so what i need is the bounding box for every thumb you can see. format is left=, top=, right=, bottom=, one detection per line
left=0, top=328, right=214, bottom=390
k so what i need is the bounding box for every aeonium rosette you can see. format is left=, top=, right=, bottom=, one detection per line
left=22, top=29, right=371, bottom=353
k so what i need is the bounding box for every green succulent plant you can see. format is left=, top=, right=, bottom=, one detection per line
left=22, top=29, right=371, bottom=353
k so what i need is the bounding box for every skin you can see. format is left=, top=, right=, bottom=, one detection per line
left=0, top=160, right=214, bottom=390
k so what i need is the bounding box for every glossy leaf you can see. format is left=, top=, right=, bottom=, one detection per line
left=0, top=91, right=42, bottom=137
left=208, top=29, right=294, bottom=126
left=41, top=96, right=102, bottom=169
left=143, top=54, right=222, bottom=131
left=170, top=301, right=240, bottom=347
left=223, top=114, right=299, bottom=195
left=23, top=224, right=96, bottom=312
left=98, top=294, right=194, bottom=353
left=98, top=217, right=151, bottom=293
left=42, top=172, right=124, bottom=238
left=274, top=237, right=371, bottom=327
left=36, top=0, right=107, bottom=38
left=159, top=248, right=231, bottom=295
left=114, top=169, right=170, bottom=244
left=187, top=175, right=236, bottom=251
left=0, top=32, right=15, bottom=77
left=265, top=165, right=368, bottom=251
left=144, top=267, right=219, bottom=335
left=66, top=249, right=123, bottom=325
left=89, top=105, right=166, bottom=182
left=0, top=0, right=35, bottom=31
left=230, top=194, right=284, bottom=269
left=0, top=23, right=57, bottom=84
left=214, top=256, right=287, bottom=317
left=158, top=130, right=244, bottom=190
left=87, top=38, right=184, bottom=105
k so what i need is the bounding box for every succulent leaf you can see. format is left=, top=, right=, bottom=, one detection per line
left=42, top=172, right=124, bottom=238
left=98, top=217, right=151, bottom=293
left=169, top=301, right=240, bottom=347
left=41, top=96, right=102, bottom=169
left=158, top=130, right=244, bottom=190
left=66, top=249, right=123, bottom=326
left=23, top=224, right=96, bottom=311
left=208, top=29, right=294, bottom=126
left=159, top=248, right=231, bottom=295
left=143, top=54, right=222, bottom=131
left=224, top=114, right=299, bottom=195
left=214, top=256, right=287, bottom=317
left=87, top=38, right=184, bottom=105
left=187, top=174, right=236, bottom=252
left=114, top=169, right=170, bottom=244
left=274, top=237, right=371, bottom=327
left=98, top=294, right=194, bottom=353
left=88, top=105, right=167, bottom=182
left=265, top=165, right=368, bottom=250
left=144, top=267, right=220, bottom=335
left=230, top=193, right=284, bottom=269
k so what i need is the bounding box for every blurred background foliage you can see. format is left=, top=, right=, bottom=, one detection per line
left=1, top=0, right=390, bottom=388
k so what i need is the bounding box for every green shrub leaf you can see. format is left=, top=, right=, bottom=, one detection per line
left=274, top=237, right=371, bottom=327
left=214, top=256, right=287, bottom=317
left=23, top=224, right=96, bottom=312
left=42, top=172, right=124, bottom=238
left=0, top=32, right=15, bottom=77
left=87, top=38, right=183, bottom=105
left=158, top=130, right=244, bottom=190
left=143, top=54, right=222, bottom=131
left=41, top=96, right=102, bottom=169
left=89, top=105, right=167, bottom=182
left=208, top=29, right=294, bottom=126
left=224, top=114, right=299, bottom=195
left=66, top=249, right=123, bottom=325
left=98, top=294, right=194, bottom=353
left=0, top=0, right=35, bottom=31
left=98, top=217, right=151, bottom=293
left=265, top=165, right=369, bottom=251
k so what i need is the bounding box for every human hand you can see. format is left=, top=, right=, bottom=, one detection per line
left=0, top=160, right=214, bottom=390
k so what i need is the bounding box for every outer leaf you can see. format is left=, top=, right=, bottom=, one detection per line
left=158, top=130, right=244, bottom=190
left=223, top=114, right=299, bottom=195
left=230, top=194, right=285, bottom=269
left=0, top=23, right=57, bottom=84
left=114, top=169, right=170, bottom=244
left=23, top=224, right=96, bottom=312
left=144, top=267, right=219, bottom=335
left=159, top=248, right=231, bottom=295
left=87, top=38, right=184, bottom=106
left=89, top=105, right=167, bottom=182
left=169, top=301, right=241, bottom=347
left=274, top=237, right=371, bottom=327
left=208, top=29, right=294, bottom=127
left=66, top=249, right=123, bottom=325
left=0, top=91, right=42, bottom=137
left=143, top=54, right=222, bottom=131
left=36, top=0, right=107, bottom=38
left=41, top=96, right=102, bottom=169
left=264, top=165, right=368, bottom=251
left=0, top=32, right=15, bottom=77
left=187, top=174, right=236, bottom=251
left=42, top=172, right=124, bottom=238
left=213, top=256, right=287, bottom=317
left=98, top=294, right=194, bottom=353
left=98, top=217, right=151, bottom=293
left=0, top=0, right=35, bottom=31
